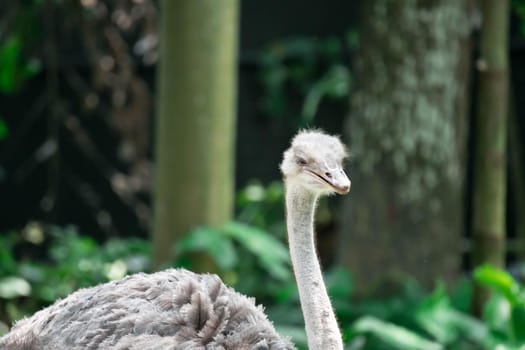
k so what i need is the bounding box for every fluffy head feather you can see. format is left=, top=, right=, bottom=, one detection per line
left=281, top=129, right=350, bottom=195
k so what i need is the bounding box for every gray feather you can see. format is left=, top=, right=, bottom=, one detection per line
left=0, top=269, right=295, bottom=350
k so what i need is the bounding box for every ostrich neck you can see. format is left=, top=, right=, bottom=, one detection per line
left=285, top=183, right=343, bottom=350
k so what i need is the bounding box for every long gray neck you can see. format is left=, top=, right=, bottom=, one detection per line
left=285, top=182, right=343, bottom=350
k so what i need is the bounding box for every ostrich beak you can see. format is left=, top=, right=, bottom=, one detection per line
left=330, top=168, right=351, bottom=195
left=304, top=166, right=351, bottom=195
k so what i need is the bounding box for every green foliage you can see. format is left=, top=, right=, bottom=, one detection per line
left=0, top=277, right=31, bottom=299
left=0, top=226, right=150, bottom=326
left=343, top=267, right=525, bottom=350
left=236, top=181, right=286, bottom=237
left=0, top=183, right=294, bottom=331
left=351, top=316, right=443, bottom=350
left=0, top=118, right=8, bottom=140
left=223, top=222, right=291, bottom=281
left=0, top=36, right=22, bottom=93
left=474, top=265, right=525, bottom=307
left=2, top=183, right=525, bottom=349
left=301, top=64, right=350, bottom=122
left=0, top=0, right=43, bottom=94
left=0, top=35, right=40, bottom=93
left=513, top=0, right=525, bottom=38
left=474, top=265, right=525, bottom=344
left=176, top=226, right=238, bottom=271
left=257, top=33, right=355, bottom=127
left=176, top=221, right=291, bottom=283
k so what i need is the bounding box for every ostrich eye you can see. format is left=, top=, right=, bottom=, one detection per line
left=296, top=157, right=308, bottom=166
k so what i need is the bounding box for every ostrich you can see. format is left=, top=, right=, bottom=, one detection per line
left=0, top=129, right=350, bottom=350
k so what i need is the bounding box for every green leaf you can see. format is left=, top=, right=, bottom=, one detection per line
left=474, top=265, right=525, bottom=307
left=0, top=320, right=8, bottom=336
left=301, top=64, right=350, bottom=122
left=415, top=285, right=507, bottom=348
left=22, top=58, right=42, bottom=79
left=352, top=316, right=443, bottom=350
left=0, top=35, right=22, bottom=93
left=274, top=325, right=307, bottom=348
left=483, top=294, right=511, bottom=334
left=416, top=287, right=459, bottom=344
left=325, top=266, right=353, bottom=299
left=176, top=227, right=238, bottom=271
left=0, top=276, right=31, bottom=298
left=511, top=306, right=525, bottom=341
left=222, top=222, right=291, bottom=280
left=49, top=228, right=97, bottom=263
left=0, top=118, right=7, bottom=140
left=0, top=234, right=16, bottom=275
left=18, top=263, right=45, bottom=283
left=345, top=30, right=360, bottom=50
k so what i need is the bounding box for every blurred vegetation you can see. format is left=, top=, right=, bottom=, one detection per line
left=0, top=2, right=42, bottom=94
left=0, top=0, right=157, bottom=238
left=513, top=0, right=525, bottom=37
left=1, top=182, right=525, bottom=349
left=257, top=31, right=357, bottom=127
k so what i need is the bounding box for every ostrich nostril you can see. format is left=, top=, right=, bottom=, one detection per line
left=340, top=184, right=350, bottom=194
left=325, top=172, right=332, bottom=178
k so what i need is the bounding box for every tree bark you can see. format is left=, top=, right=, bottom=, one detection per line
left=471, top=0, right=509, bottom=316
left=338, top=0, right=471, bottom=293
left=152, top=0, right=239, bottom=270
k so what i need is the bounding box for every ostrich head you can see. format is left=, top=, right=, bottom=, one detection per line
left=281, top=129, right=351, bottom=195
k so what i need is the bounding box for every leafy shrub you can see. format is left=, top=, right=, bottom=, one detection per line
left=256, top=33, right=356, bottom=127
left=1, top=181, right=525, bottom=350
left=0, top=183, right=295, bottom=334
left=474, top=265, right=525, bottom=345
left=0, top=225, right=150, bottom=326
left=341, top=267, right=525, bottom=350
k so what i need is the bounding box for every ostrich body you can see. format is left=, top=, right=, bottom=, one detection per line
left=0, top=269, right=293, bottom=349
left=0, top=130, right=350, bottom=350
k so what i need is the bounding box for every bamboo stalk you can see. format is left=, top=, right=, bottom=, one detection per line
left=471, top=0, right=510, bottom=317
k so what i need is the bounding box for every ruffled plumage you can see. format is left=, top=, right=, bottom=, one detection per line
left=0, top=269, right=295, bottom=350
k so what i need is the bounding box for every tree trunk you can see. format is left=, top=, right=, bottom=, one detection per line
left=152, top=0, right=239, bottom=270
left=471, top=0, right=509, bottom=316
left=338, top=0, right=471, bottom=293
